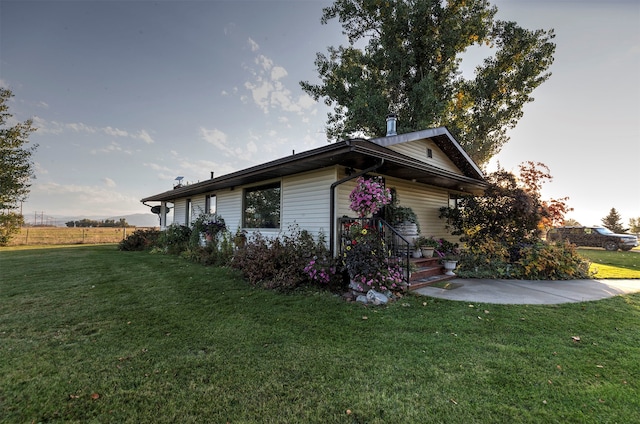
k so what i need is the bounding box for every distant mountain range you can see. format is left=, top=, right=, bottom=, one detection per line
left=27, top=213, right=160, bottom=228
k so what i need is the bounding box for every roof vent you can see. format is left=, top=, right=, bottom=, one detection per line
left=386, top=114, right=397, bottom=136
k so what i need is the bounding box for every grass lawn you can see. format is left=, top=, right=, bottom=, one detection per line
left=1, top=245, right=639, bottom=423
left=578, top=248, right=640, bottom=279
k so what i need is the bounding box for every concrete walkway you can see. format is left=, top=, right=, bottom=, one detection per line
left=413, top=279, right=640, bottom=305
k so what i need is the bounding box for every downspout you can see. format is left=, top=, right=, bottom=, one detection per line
left=329, top=158, right=385, bottom=256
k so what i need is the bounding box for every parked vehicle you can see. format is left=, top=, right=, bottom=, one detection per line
left=547, top=226, right=638, bottom=251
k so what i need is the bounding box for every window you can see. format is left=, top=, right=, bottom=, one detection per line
left=185, top=199, right=192, bottom=226
left=205, top=194, right=216, bottom=214
left=448, top=193, right=462, bottom=209
left=243, top=182, right=281, bottom=229
left=427, top=148, right=433, bottom=158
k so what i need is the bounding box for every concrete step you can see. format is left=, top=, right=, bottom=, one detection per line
left=407, top=274, right=456, bottom=290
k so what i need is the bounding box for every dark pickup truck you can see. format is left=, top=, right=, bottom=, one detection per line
left=547, top=226, right=638, bottom=251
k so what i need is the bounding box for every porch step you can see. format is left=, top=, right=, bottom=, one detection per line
left=407, top=274, right=456, bottom=290
left=407, top=257, right=455, bottom=291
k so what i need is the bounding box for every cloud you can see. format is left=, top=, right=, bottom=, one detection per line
left=68, top=122, right=98, bottom=133
left=271, top=66, right=287, bottom=80
left=31, top=117, right=153, bottom=144
left=34, top=162, right=48, bottom=175
left=104, top=126, right=129, bottom=137
left=199, top=127, right=234, bottom=155
left=248, top=37, right=260, bottom=52
left=243, top=53, right=317, bottom=115
left=135, top=129, right=154, bottom=144
left=103, top=177, right=116, bottom=187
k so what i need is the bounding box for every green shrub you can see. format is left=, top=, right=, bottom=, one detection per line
left=158, top=224, right=191, bottom=255
left=118, top=228, right=161, bottom=251
left=456, top=239, right=513, bottom=278
left=456, top=239, right=592, bottom=280
left=181, top=230, right=234, bottom=266
left=514, top=241, right=592, bottom=280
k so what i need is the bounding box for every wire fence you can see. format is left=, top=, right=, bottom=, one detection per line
left=7, top=227, right=158, bottom=246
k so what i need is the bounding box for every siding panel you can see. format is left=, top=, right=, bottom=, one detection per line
left=282, top=168, right=337, bottom=240
left=387, top=139, right=461, bottom=174
left=216, top=189, right=243, bottom=232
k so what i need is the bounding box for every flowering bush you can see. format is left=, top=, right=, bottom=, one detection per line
left=342, top=221, right=403, bottom=292
left=349, top=177, right=392, bottom=218
left=304, top=256, right=338, bottom=285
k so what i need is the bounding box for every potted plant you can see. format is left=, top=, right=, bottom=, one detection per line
left=349, top=176, right=392, bottom=218
left=416, top=236, right=440, bottom=258
left=385, top=189, right=420, bottom=252
left=436, top=239, right=461, bottom=275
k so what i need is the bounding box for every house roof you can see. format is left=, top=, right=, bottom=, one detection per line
left=141, top=127, right=486, bottom=203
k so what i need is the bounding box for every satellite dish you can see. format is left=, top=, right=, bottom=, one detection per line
left=150, top=205, right=162, bottom=214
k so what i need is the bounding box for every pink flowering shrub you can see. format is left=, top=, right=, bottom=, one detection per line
left=342, top=221, right=403, bottom=292
left=304, top=256, right=338, bottom=285
left=349, top=177, right=392, bottom=218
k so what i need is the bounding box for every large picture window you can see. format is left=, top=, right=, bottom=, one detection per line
left=243, top=182, right=281, bottom=229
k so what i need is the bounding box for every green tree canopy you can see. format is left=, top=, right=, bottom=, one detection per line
left=300, top=0, right=556, bottom=165
left=0, top=88, right=37, bottom=210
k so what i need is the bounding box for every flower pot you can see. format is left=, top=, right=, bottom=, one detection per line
left=443, top=260, right=458, bottom=276
left=420, top=247, right=435, bottom=258
left=394, top=221, right=419, bottom=256
left=412, top=248, right=422, bottom=258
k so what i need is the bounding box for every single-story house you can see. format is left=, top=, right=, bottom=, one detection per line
left=141, top=120, right=486, bottom=255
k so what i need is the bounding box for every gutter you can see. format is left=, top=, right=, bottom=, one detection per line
left=329, top=158, right=385, bottom=257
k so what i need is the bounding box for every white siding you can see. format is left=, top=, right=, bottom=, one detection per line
left=387, top=139, right=461, bottom=174
left=281, top=168, right=337, bottom=241
left=191, top=194, right=208, bottom=219
left=173, top=199, right=187, bottom=226
left=384, top=177, right=453, bottom=240
left=216, top=189, right=243, bottom=233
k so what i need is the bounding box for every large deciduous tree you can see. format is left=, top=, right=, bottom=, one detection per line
left=0, top=88, right=37, bottom=245
left=301, top=0, right=555, bottom=165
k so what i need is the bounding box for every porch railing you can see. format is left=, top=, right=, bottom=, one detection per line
left=338, top=217, right=412, bottom=285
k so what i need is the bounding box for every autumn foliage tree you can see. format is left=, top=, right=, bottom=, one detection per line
left=440, top=161, right=571, bottom=248
left=440, top=162, right=587, bottom=279
left=518, top=161, right=572, bottom=230
left=301, top=0, right=556, bottom=165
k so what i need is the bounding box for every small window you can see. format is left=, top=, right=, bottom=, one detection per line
left=205, top=194, right=216, bottom=214
left=243, top=182, right=281, bottom=229
left=185, top=199, right=192, bottom=226
left=448, top=193, right=461, bottom=209
left=427, top=148, right=433, bottom=158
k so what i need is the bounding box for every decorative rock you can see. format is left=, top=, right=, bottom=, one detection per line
left=356, top=295, right=368, bottom=304
left=349, top=281, right=362, bottom=292
left=366, top=289, right=389, bottom=305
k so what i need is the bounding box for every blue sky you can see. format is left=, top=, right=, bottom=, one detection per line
left=1, top=0, right=638, bottom=227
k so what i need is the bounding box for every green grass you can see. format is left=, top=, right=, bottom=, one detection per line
left=578, top=248, right=640, bottom=279
left=1, top=245, right=639, bottom=423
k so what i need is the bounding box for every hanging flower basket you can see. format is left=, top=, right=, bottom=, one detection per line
left=349, top=177, right=391, bottom=218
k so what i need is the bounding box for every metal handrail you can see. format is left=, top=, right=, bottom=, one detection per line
left=337, top=217, right=411, bottom=285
